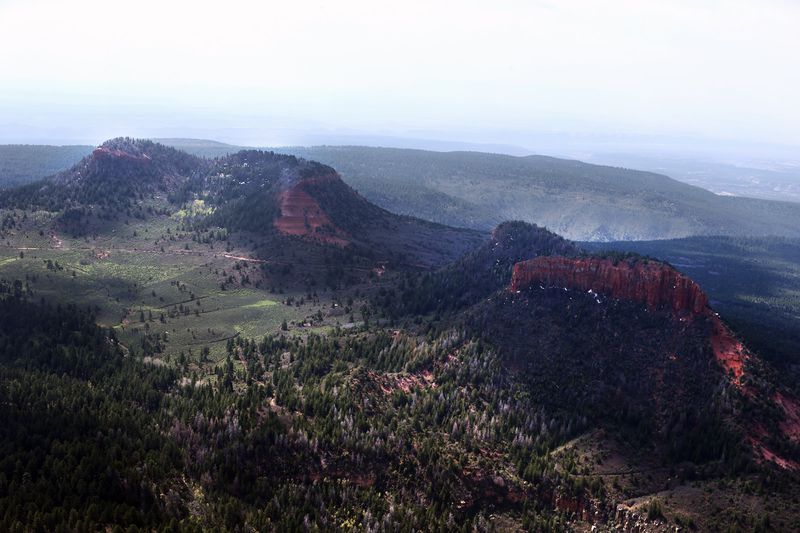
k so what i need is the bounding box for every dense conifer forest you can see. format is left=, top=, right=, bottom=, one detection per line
left=1, top=139, right=798, bottom=531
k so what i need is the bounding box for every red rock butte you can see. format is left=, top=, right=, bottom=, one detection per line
left=510, top=256, right=747, bottom=381
left=509, top=255, right=800, bottom=470
left=510, top=256, right=708, bottom=315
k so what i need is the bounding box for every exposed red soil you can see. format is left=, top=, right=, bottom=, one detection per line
left=273, top=174, right=349, bottom=246
left=708, top=315, right=748, bottom=388
left=459, top=471, right=527, bottom=508
left=368, top=369, right=435, bottom=394
left=92, top=146, right=152, bottom=163
left=747, top=432, right=800, bottom=471
left=759, top=446, right=799, bottom=470
left=510, top=256, right=708, bottom=315
left=713, top=331, right=800, bottom=471
left=774, top=392, right=800, bottom=443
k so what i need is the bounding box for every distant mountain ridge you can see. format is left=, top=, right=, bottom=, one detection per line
left=0, top=144, right=93, bottom=188
left=1, top=138, right=204, bottom=214
left=1, top=138, right=483, bottom=269
left=6, top=139, right=800, bottom=241
left=280, top=145, right=800, bottom=241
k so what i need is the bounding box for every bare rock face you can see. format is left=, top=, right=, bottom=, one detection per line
left=273, top=173, right=350, bottom=246
left=509, top=256, right=742, bottom=383
left=509, top=255, right=800, bottom=471
left=91, top=146, right=152, bottom=163
left=510, top=256, right=708, bottom=315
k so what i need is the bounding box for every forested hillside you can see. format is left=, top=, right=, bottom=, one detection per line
left=584, top=236, right=800, bottom=378
left=9, top=142, right=800, bottom=242
left=0, top=145, right=92, bottom=188
left=1, top=140, right=800, bottom=531
left=282, top=146, right=800, bottom=241
left=3, top=243, right=799, bottom=531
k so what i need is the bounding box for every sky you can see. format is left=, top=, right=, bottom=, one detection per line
left=1, top=0, right=799, bottom=151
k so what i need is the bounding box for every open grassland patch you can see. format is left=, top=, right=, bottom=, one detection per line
left=1, top=212, right=366, bottom=368
left=172, top=199, right=215, bottom=219
left=0, top=256, right=18, bottom=268
left=242, top=298, right=279, bottom=308
left=80, top=256, right=186, bottom=285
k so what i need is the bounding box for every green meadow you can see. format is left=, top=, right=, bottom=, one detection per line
left=0, top=213, right=353, bottom=367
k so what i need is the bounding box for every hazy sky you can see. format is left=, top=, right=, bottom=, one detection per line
left=1, top=0, right=799, bottom=148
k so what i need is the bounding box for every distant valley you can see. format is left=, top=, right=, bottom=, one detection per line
left=576, top=152, right=800, bottom=204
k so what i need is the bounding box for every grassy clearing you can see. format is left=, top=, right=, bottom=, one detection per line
left=242, top=298, right=279, bottom=308
left=0, top=213, right=358, bottom=369
left=172, top=199, right=215, bottom=219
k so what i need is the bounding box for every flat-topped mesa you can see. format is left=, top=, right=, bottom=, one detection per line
left=510, top=256, right=708, bottom=315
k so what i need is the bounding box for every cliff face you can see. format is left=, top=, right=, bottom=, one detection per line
left=510, top=256, right=708, bottom=315
left=509, top=256, right=744, bottom=383
left=509, top=255, right=800, bottom=470
left=273, top=173, right=350, bottom=246
left=91, top=146, right=152, bottom=163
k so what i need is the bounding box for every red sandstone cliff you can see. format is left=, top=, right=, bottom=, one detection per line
left=273, top=174, right=350, bottom=246
left=509, top=255, right=800, bottom=470
left=509, top=256, right=746, bottom=382
left=510, top=256, right=708, bottom=315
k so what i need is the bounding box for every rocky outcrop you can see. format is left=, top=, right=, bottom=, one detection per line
left=611, top=505, right=675, bottom=533
left=510, top=256, right=708, bottom=315
left=91, top=146, right=152, bottom=163
left=775, top=392, right=800, bottom=442
left=708, top=315, right=748, bottom=384
left=509, top=255, right=800, bottom=471
left=508, top=256, right=751, bottom=384
left=273, top=174, right=350, bottom=246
